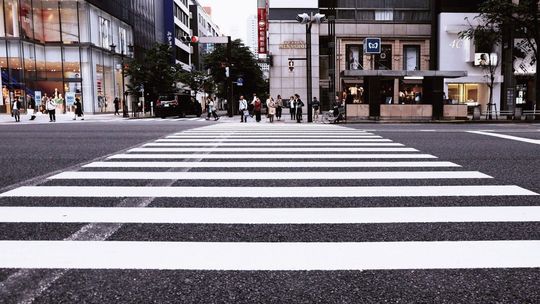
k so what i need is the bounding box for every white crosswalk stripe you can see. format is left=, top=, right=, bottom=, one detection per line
left=0, top=123, right=539, bottom=273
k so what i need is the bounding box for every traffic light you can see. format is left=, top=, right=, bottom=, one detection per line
left=180, top=36, right=199, bottom=44
left=288, top=60, right=294, bottom=72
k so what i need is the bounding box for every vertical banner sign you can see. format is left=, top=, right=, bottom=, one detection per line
left=66, top=92, right=76, bottom=106
left=35, top=91, right=42, bottom=106
left=257, top=0, right=268, bottom=54
left=164, top=0, right=175, bottom=62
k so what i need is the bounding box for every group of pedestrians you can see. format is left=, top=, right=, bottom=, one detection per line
left=238, top=93, right=310, bottom=123
left=9, top=93, right=84, bottom=123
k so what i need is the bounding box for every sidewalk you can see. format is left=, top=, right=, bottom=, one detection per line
left=0, top=111, right=128, bottom=124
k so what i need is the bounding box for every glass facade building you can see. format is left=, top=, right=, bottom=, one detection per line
left=0, top=0, right=135, bottom=115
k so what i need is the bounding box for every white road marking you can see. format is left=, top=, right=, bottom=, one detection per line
left=1, top=185, right=536, bottom=198
left=128, top=147, right=419, bottom=152
left=468, top=131, right=540, bottom=145
left=83, top=161, right=461, bottom=168
left=107, top=154, right=438, bottom=159
left=1, top=241, right=540, bottom=270
left=1, top=206, right=539, bottom=224
left=166, top=136, right=384, bottom=139
left=49, top=171, right=491, bottom=180
left=157, top=138, right=393, bottom=142
left=144, top=142, right=404, bottom=147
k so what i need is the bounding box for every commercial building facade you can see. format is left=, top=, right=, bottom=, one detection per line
left=0, top=0, right=161, bottom=115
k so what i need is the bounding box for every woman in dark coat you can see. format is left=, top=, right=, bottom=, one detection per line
left=73, top=98, right=84, bottom=120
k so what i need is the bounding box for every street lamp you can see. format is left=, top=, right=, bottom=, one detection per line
left=110, top=43, right=134, bottom=117
left=297, top=12, right=327, bottom=123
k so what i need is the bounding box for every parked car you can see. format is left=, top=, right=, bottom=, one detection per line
left=155, top=93, right=202, bottom=118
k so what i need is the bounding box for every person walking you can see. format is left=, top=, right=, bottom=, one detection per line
left=289, top=95, right=295, bottom=120
left=294, top=94, right=304, bottom=123
left=11, top=98, right=22, bottom=122
left=312, top=96, right=320, bottom=122
left=275, top=95, right=283, bottom=121
left=252, top=97, right=262, bottom=122
left=113, top=97, right=120, bottom=115
left=206, top=97, right=219, bottom=121
left=267, top=96, right=276, bottom=123
left=28, top=95, right=37, bottom=121
left=46, top=96, right=57, bottom=122
left=73, top=97, right=84, bottom=120
left=238, top=95, right=248, bottom=123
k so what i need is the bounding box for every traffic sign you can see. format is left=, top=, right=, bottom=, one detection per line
left=236, top=78, right=244, bottom=86
left=364, top=38, right=381, bottom=54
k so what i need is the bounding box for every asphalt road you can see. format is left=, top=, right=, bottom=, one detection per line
left=0, top=120, right=539, bottom=303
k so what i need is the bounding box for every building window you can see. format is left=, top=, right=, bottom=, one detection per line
left=119, top=28, right=127, bottom=54
left=346, top=45, right=363, bottom=70
left=448, top=83, right=479, bottom=104
left=99, top=17, right=111, bottom=48
left=403, top=45, right=420, bottom=71
left=375, top=45, right=392, bottom=70
left=375, top=10, right=393, bottom=21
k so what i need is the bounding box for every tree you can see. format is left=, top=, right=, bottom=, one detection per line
left=460, top=19, right=502, bottom=119
left=177, top=69, right=215, bottom=94
left=203, top=39, right=267, bottom=101
left=125, top=44, right=184, bottom=104
left=475, top=0, right=540, bottom=111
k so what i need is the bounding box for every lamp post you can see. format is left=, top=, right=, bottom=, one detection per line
left=297, top=12, right=326, bottom=123
left=110, top=43, right=134, bottom=117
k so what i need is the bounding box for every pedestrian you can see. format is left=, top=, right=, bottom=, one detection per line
left=206, top=97, right=219, bottom=121
left=252, top=97, right=262, bottom=122
left=113, top=97, right=120, bottom=115
left=11, top=98, right=22, bottom=122
left=275, top=95, right=283, bottom=121
left=73, top=97, right=84, bottom=120
left=238, top=95, right=248, bottom=123
left=28, top=95, right=37, bottom=121
left=46, top=96, right=57, bottom=122
left=267, top=96, right=276, bottom=123
left=312, top=96, right=320, bottom=122
left=289, top=95, right=295, bottom=120
left=250, top=93, right=257, bottom=117
left=41, top=93, right=49, bottom=114
left=294, top=94, right=304, bottom=123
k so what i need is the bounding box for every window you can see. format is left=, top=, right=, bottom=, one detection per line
left=119, top=28, right=127, bottom=54
left=375, top=10, right=393, bottom=21
left=99, top=17, right=111, bottom=48
left=448, top=83, right=479, bottom=104
left=346, top=45, right=363, bottom=70
left=403, top=46, right=420, bottom=70
left=375, top=45, right=392, bottom=70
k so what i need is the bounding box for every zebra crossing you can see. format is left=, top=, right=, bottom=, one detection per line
left=0, top=124, right=539, bottom=275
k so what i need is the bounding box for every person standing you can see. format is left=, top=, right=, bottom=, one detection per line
left=113, top=97, right=120, bottom=115
left=11, top=98, right=22, bottom=122
left=289, top=95, right=295, bottom=120
left=252, top=97, right=262, bottom=122
left=206, top=97, right=219, bottom=121
left=28, top=95, right=37, bottom=121
left=312, top=96, right=320, bottom=122
left=275, top=95, right=283, bottom=121
left=41, top=93, right=49, bottom=113
left=238, top=95, right=248, bottom=123
left=73, top=97, right=84, bottom=120
left=267, top=96, right=276, bottom=123
left=46, top=96, right=57, bottom=122
left=294, top=94, right=304, bottom=123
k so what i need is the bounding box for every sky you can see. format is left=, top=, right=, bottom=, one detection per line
left=197, top=0, right=257, bottom=43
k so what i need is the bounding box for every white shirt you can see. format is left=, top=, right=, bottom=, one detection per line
left=239, top=99, right=248, bottom=111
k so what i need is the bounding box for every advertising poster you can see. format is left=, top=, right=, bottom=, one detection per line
left=35, top=91, right=42, bottom=106
left=66, top=92, right=76, bottom=106
left=346, top=45, right=362, bottom=70
left=514, top=39, right=536, bottom=74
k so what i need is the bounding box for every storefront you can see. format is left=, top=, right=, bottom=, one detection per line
left=0, top=0, right=133, bottom=115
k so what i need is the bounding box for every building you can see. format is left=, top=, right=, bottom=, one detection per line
left=189, top=1, right=221, bottom=70
left=0, top=0, right=158, bottom=115
left=162, top=0, right=191, bottom=69
left=246, top=14, right=258, bottom=55
left=268, top=0, right=468, bottom=120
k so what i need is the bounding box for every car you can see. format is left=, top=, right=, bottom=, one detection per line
left=155, top=93, right=202, bottom=118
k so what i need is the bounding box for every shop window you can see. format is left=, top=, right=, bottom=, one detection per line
left=119, top=28, right=128, bottom=54
left=32, top=1, right=44, bottom=42
left=20, top=0, right=33, bottom=39
left=42, top=2, right=61, bottom=42
left=403, top=45, right=420, bottom=71
left=61, top=2, right=80, bottom=44
left=447, top=83, right=479, bottom=104
left=346, top=45, right=363, bottom=70
left=375, top=45, right=392, bottom=70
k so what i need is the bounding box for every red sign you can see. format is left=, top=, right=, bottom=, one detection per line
left=257, top=8, right=267, bottom=54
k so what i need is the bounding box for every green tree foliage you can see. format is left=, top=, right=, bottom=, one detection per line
left=177, top=69, right=215, bottom=93
left=124, top=44, right=184, bottom=102
left=474, top=0, right=540, bottom=109
left=203, top=39, right=268, bottom=100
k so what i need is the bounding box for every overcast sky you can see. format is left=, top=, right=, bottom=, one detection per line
left=198, top=0, right=257, bottom=43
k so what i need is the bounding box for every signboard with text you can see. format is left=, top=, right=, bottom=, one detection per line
left=66, top=92, right=76, bottom=106
left=257, top=8, right=267, bottom=54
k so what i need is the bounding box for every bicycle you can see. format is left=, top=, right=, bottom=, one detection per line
left=322, top=107, right=345, bottom=124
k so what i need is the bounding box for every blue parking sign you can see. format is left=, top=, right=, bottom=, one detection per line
left=364, top=38, right=381, bottom=54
